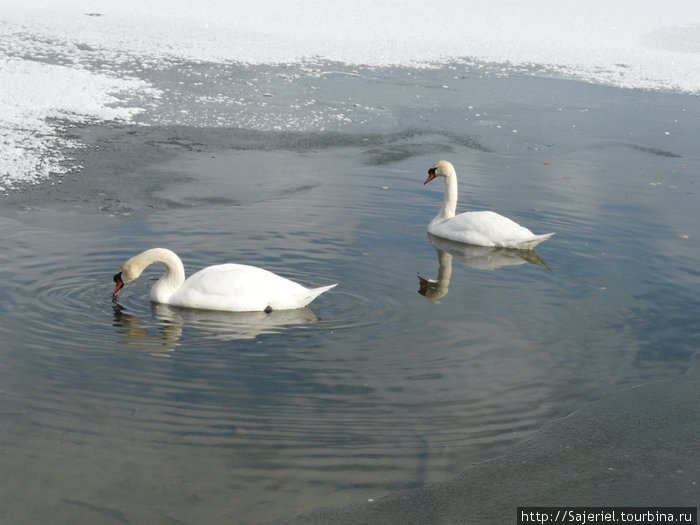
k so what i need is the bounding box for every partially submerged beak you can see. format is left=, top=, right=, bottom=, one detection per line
left=112, top=272, right=124, bottom=296
left=424, top=168, right=437, bottom=185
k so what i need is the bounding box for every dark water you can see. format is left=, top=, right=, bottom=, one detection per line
left=0, top=64, right=698, bottom=524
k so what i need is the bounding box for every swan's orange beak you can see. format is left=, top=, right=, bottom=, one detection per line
left=112, top=272, right=124, bottom=296
left=424, top=168, right=437, bottom=185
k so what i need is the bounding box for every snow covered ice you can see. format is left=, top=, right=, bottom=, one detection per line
left=1, top=0, right=698, bottom=189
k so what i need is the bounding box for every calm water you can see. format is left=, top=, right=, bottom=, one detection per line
left=1, top=66, right=698, bottom=524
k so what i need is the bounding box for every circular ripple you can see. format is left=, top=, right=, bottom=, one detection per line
left=0, top=174, right=565, bottom=519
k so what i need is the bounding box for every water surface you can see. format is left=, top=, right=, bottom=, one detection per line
left=1, top=69, right=698, bottom=524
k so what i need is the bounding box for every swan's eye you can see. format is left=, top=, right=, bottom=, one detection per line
left=428, top=168, right=437, bottom=176
left=113, top=272, right=122, bottom=283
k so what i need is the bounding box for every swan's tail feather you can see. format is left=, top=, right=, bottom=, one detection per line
left=521, top=232, right=555, bottom=249
left=303, top=283, right=338, bottom=306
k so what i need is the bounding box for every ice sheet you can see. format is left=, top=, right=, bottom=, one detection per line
left=1, top=0, right=698, bottom=189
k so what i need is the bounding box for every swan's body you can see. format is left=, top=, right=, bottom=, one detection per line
left=424, top=160, right=554, bottom=249
left=112, top=248, right=336, bottom=312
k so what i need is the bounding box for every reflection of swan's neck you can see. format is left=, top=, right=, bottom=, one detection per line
left=435, top=249, right=453, bottom=294
left=437, top=171, right=458, bottom=221
left=113, top=305, right=182, bottom=354
left=419, top=249, right=453, bottom=301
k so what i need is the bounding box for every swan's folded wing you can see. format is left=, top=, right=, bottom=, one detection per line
left=430, top=211, right=553, bottom=249
left=171, top=264, right=330, bottom=312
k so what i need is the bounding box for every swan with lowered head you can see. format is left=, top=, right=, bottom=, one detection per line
left=424, top=160, right=554, bottom=249
left=112, top=248, right=337, bottom=312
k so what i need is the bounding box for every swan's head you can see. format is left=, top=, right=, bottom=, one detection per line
left=112, top=259, right=144, bottom=296
left=424, top=160, right=455, bottom=185
left=417, top=275, right=448, bottom=301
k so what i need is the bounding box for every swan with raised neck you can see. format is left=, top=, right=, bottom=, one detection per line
left=424, top=160, right=554, bottom=249
left=112, top=247, right=336, bottom=312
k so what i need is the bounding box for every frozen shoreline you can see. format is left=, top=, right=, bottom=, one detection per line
left=3, top=0, right=698, bottom=82
left=1, top=0, right=699, bottom=189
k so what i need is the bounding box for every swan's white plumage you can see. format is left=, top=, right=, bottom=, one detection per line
left=113, top=248, right=336, bottom=312
left=424, top=160, right=554, bottom=249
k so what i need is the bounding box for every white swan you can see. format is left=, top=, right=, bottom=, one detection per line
left=112, top=248, right=337, bottom=312
left=424, top=160, right=554, bottom=249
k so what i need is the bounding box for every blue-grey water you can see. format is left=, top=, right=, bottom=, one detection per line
left=1, top=61, right=698, bottom=524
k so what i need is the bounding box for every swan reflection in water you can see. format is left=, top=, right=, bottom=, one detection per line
left=418, top=233, right=550, bottom=302
left=112, top=300, right=320, bottom=353
left=111, top=302, right=183, bottom=354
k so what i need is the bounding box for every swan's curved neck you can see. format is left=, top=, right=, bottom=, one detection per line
left=132, top=248, right=186, bottom=302
left=439, top=170, right=458, bottom=220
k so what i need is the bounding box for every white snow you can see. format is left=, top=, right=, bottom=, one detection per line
left=0, top=58, right=151, bottom=189
left=1, top=0, right=698, bottom=189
